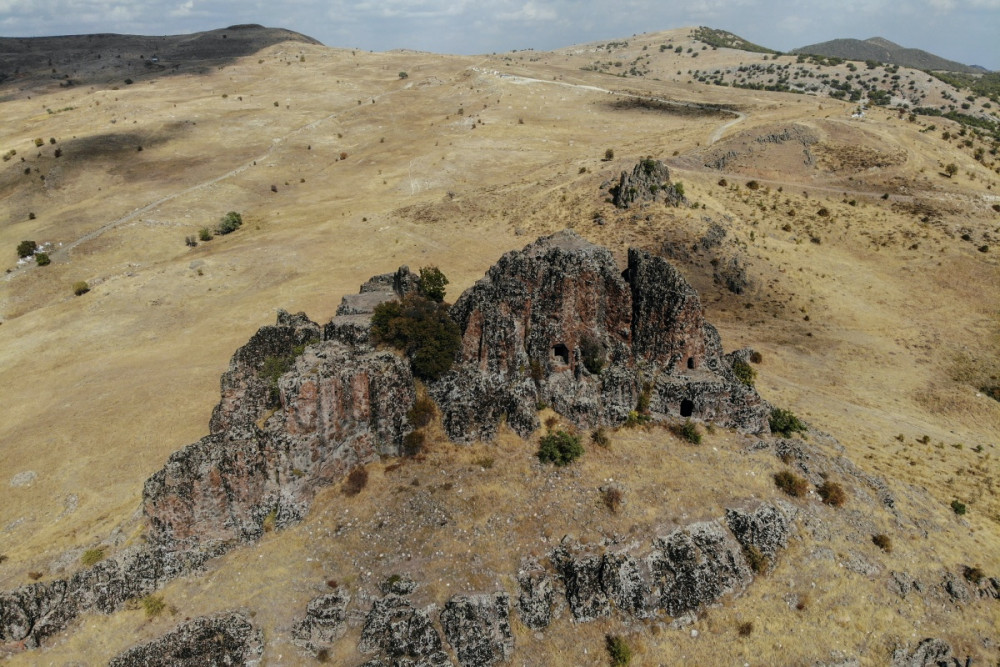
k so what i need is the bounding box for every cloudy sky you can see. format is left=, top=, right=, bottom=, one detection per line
left=1, top=0, right=998, bottom=70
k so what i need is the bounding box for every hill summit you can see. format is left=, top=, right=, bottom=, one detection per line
left=792, top=36, right=985, bottom=72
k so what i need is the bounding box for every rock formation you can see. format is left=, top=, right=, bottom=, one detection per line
left=610, top=158, right=686, bottom=208
left=434, top=230, right=769, bottom=441
left=108, top=612, right=263, bottom=666
left=0, top=231, right=776, bottom=658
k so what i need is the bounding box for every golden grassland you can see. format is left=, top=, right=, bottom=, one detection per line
left=1, top=27, right=998, bottom=664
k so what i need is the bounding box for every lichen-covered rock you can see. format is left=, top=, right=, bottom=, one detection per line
left=209, top=309, right=321, bottom=436
left=515, top=557, right=557, bottom=630
left=891, top=638, right=963, bottom=667
left=433, top=231, right=769, bottom=440
left=440, top=593, right=514, bottom=667
left=108, top=612, right=263, bottom=666
left=143, top=338, right=415, bottom=551
left=550, top=545, right=610, bottom=622
left=648, top=521, right=753, bottom=617
left=725, top=503, right=792, bottom=565
left=600, top=549, right=649, bottom=617
left=358, top=595, right=449, bottom=665
left=292, top=592, right=350, bottom=655
left=610, top=159, right=685, bottom=209
left=942, top=571, right=971, bottom=603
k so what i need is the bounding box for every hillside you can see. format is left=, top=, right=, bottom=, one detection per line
left=792, top=36, right=985, bottom=73
left=1, top=25, right=999, bottom=665
left=0, top=24, right=321, bottom=89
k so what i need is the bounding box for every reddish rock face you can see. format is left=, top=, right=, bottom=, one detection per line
left=144, top=339, right=413, bottom=551
left=434, top=230, right=769, bottom=441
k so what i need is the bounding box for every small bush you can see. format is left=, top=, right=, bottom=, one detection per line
left=72, top=281, right=90, bottom=296
left=718, top=177, right=728, bottom=186
left=624, top=410, right=651, bottom=428
left=398, top=71, right=408, bottom=79
left=417, top=266, right=448, bottom=302
left=872, top=534, right=892, bottom=553
left=16, top=240, right=37, bottom=258
left=817, top=481, right=846, bottom=506
left=737, top=621, right=754, bottom=636
left=402, top=430, right=425, bottom=457
left=603, top=148, right=614, bottom=161
left=407, top=395, right=436, bottom=428
left=732, top=359, right=756, bottom=387
left=339, top=152, right=348, bottom=160
left=749, top=350, right=763, bottom=364
left=769, top=407, right=806, bottom=437
left=602, top=487, right=623, bottom=513
left=216, top=211, right=242, bottom=235
left=35, top=252, right=50, bottom=266
left=774, top=470, right=808, bottom=497
left=744, top=544, right=769, bottom=573
left=605, top=634, right=632, bottom=667
left=746, top=180, right=760, bottom=190
left=672, top=420, right=702, bottom=444
left=184, top=236, right=197, bottom=247
left=951, top=499, right=967, bottom=515
left=34, top=137, right=44, bottom=147
left=537, top=430, right=584, bottom=466
left=81, top=547, right=106, bottom=566
left=591, top=427, right=610, bottom=448
left=343, top=466, right=369, bottom=496
left=198, top=227, right=213, bottom=242
left=140, top=594, right=165, bottom=618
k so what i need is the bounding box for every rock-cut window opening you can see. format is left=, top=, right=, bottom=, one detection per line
left=553, top=343, right=570, bottom=365
left=680, top=398, right=694, bottom=417
left=687, top=356, right=697, bottom=370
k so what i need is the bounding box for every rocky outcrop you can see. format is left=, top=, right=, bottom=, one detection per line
left=358, top=594, right=451, bottom=666
left=515, top=557, right=559, bottom=630
left=0, top=546, right=213, bottom=649
left=649, top=521, right=752, bottom=617
left=725, top=503, right=793, bottom=569
left=439, top=594, right=514, bottom=667
left=610, top=159, right=686, bottom=208
left=291, top=591, right=350, bottom=656
left=434, top=230, right=770, bottom=441
left=108, top=612, right=263, bottom=667
left=143, top=338, right=415, bottom=551
left=891, top=638, right=965, bottom=667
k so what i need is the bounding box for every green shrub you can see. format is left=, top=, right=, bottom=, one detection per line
left=140, top=594, right=166, bottom=618
left=198, top=227, right=213, bottom=242
left=951, top=499, right=967, bottom=515
left=261, top=355, right=294, bottom=406
left=605, top=634, right=631, bottom=666
left=604, top=148, right=614, bottom=161
left=81, top=547, right=106, bottom=566
left=580, top=333, right=606, bottom=374
left=537, top=430, right=584, bottom=466
left=872, top=534, right=892, bottom=553
left=35, top=252, right=50, bottom=266
left=216, top=211, right=242, bottom=235
left=398, top=71, right=408, bottom=79
left=72, top=281, right=90, bottom=296
left=417, top=266, right=448, bottom=302
left=817, top=481, right=846, bottom=506
left=371, top=295, right=462, bottom=381
left=624, top=410, right=651, bottom=428
left=774, top=470, right=808, bottom=497
left=591, top=427, right=610, bottom=448
left=672, top=420, right=702, bottom=444
left=732, top=359, right=756, bottom=387
left=769, top=407, right=806, bottom=437
left=16, top=240, right=37, bottom=258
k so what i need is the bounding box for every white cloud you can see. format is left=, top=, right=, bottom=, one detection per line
left=499, top=2, right=557, bottom=21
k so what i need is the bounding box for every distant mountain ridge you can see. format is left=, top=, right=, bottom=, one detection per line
left=0, top=25, right=322, bottom=88
left=792, top=36, right=986, bottom=73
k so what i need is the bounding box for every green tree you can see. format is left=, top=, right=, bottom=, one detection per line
left=371, top=295, right=461, bottom=381
left=216, top=211, right=242, bottom=235
left=944, top=163, right=958, bottom=177
left=537, top=430, right=584, bottom=466
left=16, top=240, right=37, bottom=258
left=417, top=266, right=449, bottom=302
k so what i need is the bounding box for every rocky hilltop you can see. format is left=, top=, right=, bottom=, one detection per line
left=3, top=231, right=991, bottom=664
